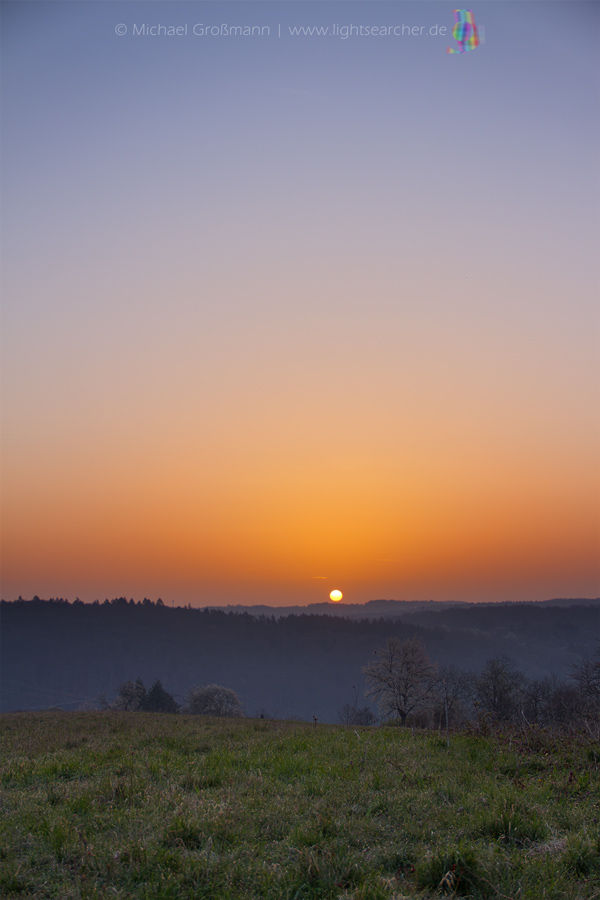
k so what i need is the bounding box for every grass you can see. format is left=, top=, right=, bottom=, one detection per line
left=1, top=712, right=599, bottom=899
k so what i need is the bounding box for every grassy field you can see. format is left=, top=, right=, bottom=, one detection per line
left=1, top=712, right=599, bottom=899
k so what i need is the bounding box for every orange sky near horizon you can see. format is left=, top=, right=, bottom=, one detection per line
left=3, top=395, right=598, bottom=604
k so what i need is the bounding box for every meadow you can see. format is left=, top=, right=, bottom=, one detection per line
left=1, top=712, right=599, bottom=899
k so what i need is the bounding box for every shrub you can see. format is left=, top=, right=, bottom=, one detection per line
left=339, top=703, right=377, bottom=726
left=185, top=684, right=243, bottom=717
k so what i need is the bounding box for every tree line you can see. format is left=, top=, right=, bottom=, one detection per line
left=97, top=638, right=600, bottom=739
left=99, top=679, right=244, bottom=717
left=352, top=637, right=600, bottom=735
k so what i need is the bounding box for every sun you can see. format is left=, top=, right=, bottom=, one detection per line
left=329, top=589, right=343, bottom=602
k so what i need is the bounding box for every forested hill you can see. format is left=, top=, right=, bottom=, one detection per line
left=1, top=599, right=598, bottom=721
left=203, top=597, right=599, bottom=619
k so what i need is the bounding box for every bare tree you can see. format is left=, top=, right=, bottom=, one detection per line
left=185, top=684, right=244, bottom=717
left=339, top=685, right=377, bottom=726
left=569, top=647, right=600, bottom=732
left=522, top=677, right=550, bottom=725
left=570, top=648, right=600, bottom=710
left=363, top=637, right=436, bottom=725
left=434, top=666, right=475, bottom=732
left=474, top=655, right=525, bottom=723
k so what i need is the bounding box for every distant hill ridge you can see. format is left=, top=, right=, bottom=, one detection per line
left=202, top=597, right=600, bottom=619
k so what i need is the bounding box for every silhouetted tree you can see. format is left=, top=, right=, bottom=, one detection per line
left=363, top=637, right=436, bottom=725
left=433, top=665, right=474, bottom=731
left=543, top=677, right=583, bottom=730
left=144, top=679, right=179, bottom=713
left=522, top=675, right=573, bottom=729
left=339, top=685, right=376, bottom=726
left=570, top=647, right=600, bottom=724
left=522, top=677, right=550, bottom=725
left=185, top=684, right=243, bottom=717
left=109, top=677, right=148, bottom=711
left=475, top=655, right=525, bottom=723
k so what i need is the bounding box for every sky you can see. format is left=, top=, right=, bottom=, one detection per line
left=1, top=0, right=599, bottom=607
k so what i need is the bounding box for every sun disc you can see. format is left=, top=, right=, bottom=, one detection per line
left=329, top=589, right=343, bottom=602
